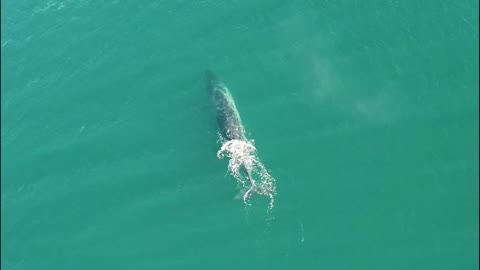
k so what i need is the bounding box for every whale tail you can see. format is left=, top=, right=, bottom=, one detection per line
left=233, top=184, right=259, bottom=201
left=233, top=167, right=258, bottom=201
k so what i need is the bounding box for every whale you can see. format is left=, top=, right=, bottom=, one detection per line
left=206, top=70, right=247, bottom=141
left=206, top=70, right=257, bottom=196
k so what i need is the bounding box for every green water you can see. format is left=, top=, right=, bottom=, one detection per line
left=1, top=0, right=478, bottom=269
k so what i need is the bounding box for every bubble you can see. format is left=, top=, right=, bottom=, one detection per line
left=217, top=137, right=277, bottom=210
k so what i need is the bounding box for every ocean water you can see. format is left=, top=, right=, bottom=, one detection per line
left=1, top=0, right=478, bottom=269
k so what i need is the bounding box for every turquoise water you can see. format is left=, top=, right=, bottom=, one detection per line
left=1, top=0, right=478, bottom=269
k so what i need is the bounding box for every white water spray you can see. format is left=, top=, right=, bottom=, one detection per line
left=216, top=137, right=277, bottom=210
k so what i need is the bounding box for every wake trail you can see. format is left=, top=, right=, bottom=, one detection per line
left=216, top=137, right=277, bottom=210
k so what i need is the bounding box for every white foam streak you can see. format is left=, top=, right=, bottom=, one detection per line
left=217, top=138, right=276, bottom=210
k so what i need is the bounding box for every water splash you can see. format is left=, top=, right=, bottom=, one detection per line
left=216, top=137, right=277, bottom=210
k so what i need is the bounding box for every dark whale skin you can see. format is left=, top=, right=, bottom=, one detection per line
left=206, top=70, right=246, bottom=141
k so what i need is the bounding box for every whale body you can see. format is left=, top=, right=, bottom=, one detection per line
left=206, top=70, right=247, bottom=142
left=206, top=70, right=257, bottom=197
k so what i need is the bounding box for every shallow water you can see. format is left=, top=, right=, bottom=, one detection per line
left=1, top=0, right=478, bottom=269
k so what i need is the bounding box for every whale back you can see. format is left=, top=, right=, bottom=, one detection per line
left=207, top=71, right=247, bottom=141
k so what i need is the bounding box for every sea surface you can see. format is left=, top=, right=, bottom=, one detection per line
left=1, top=0, right=478, bottom=269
